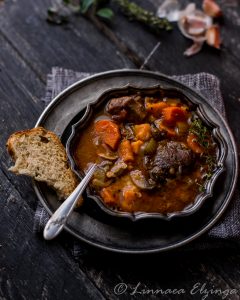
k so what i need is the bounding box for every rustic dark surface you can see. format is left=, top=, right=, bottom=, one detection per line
left=0, top=0, right=240, bottom=299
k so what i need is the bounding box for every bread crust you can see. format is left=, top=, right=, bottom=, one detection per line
left=6, top=127, right=81, bottom=203
left=7, top=127, right=62, bottom=158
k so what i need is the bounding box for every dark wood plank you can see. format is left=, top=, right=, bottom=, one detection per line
left=0, top=169, right=106, bottom=300
left=0, top=34, right=45, bottom=211
left=0, top=0, right=134, bottom=79
left=0, top=32, right=47, bottom=211
left=0, top=32, right=108, bottom=300
left=74, top=249, right=240, bottom=300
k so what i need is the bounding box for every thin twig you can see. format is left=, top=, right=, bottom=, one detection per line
left=140, top=42, right=161, bottom=70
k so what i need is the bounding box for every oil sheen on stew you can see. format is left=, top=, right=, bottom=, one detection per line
left=74, top=92, right=217, bottom=214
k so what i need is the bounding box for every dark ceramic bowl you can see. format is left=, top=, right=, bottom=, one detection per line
left=66, top=84, right=227, bottom=221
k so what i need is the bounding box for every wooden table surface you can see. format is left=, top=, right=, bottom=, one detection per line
left=0, top=0, right=240, bottom=299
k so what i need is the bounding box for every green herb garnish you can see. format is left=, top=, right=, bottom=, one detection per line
left=189, top=118, right=210, bottom=148
left=196, top=182, right=206, bottom=192
left=189, top=118, right=218, bottom=191
left=203, top=154, right=216, bottom=180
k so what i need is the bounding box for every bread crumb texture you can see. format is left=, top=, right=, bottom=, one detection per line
left=7, top=127, right=79, bottom=200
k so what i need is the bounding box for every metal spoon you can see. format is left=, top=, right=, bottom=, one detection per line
left=43, top=164, right=97, bottom=240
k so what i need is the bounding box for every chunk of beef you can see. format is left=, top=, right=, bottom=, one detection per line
left=106, top=94, right=146, bottom=122
left=150, top=141, right=194, bottom=182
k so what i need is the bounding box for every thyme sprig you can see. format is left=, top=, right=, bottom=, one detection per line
left=202, top=153, right=216, bottom=182
left=189, top=118, right=217, bottom=192
left=189, top=118, right=210, bottom=148
left=196, top=182, right=205, bottom=193
left=196, top=156, right=216, bottom=192
left=113, top=0, right=172, bottom=31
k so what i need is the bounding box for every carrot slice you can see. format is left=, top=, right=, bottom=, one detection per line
left=119, top=140, right=134, bottom=162
left=187, top=133, right=205, bottom=154
left=134, top=124, right=151, bottom=141
left=146, top=102, right=168, bottom=118
left=162, top=106, right=188, bottom=126
left=94, top=120, right=121, bottom=150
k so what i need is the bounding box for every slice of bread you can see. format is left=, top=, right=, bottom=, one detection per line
left=6, top=127, right=80, bottom=201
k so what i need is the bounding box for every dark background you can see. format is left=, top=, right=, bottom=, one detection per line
left=0, top=0, right=240, bottom=299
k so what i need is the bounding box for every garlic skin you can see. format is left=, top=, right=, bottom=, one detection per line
left=178, top=4, right=212, bottom=42
left=156, top=0, right=181, bottom=22
left=202, top=0, right=222, bottom=18
left=184, top=41, right=204, bottom=57
left=177, top=3, right=223, bottom=56
left=206, top=25, right=221, bottom=49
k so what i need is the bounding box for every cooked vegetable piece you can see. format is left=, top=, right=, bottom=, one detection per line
left=157, top=121, right=177, bottom=137
left=119, top=140, right=134, bottom=162
left=97, top=152, right=118, bottom=160
left=145, top=101, right=168, bottom=118
left=176, top=121, right=189, bottom=135
left=134, top=124, right=152, bottom=141
left=93, top=168, right=106, bottom=181
left=144, top=138, right=157, bottom=155
left=121, top=185, right=141, bottom=211
left=98, top=160, right=113, bottom=171
left=131, top=140, right=144, bottom=154
left=100, top=187, right=117, bottom=205
left=162, top=106, right=188, bottom=126
left=92, top=167, right=112, bottom=188
left=187, top=133, right=205, bottom=154
left=151, top=123, right=166, bottom=140
left=94, top=120, right=121, bottom=150
left=130, top=170, right=155, bottom=190
left=92, top=178, right=112, bottom=188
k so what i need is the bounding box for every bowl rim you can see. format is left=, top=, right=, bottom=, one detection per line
left=66, top=83, right=228, bottom=221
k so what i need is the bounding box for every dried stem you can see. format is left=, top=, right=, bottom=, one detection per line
left=113, top=0, right=172, bottom=32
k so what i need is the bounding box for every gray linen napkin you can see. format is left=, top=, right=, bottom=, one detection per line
left=34, top=67, right=240, bottom=255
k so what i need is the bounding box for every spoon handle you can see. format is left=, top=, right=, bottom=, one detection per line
left=43, top=164, right=97, bottom=240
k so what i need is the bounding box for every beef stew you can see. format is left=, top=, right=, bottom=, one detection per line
left=74, top=92, right=217, bottom=214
